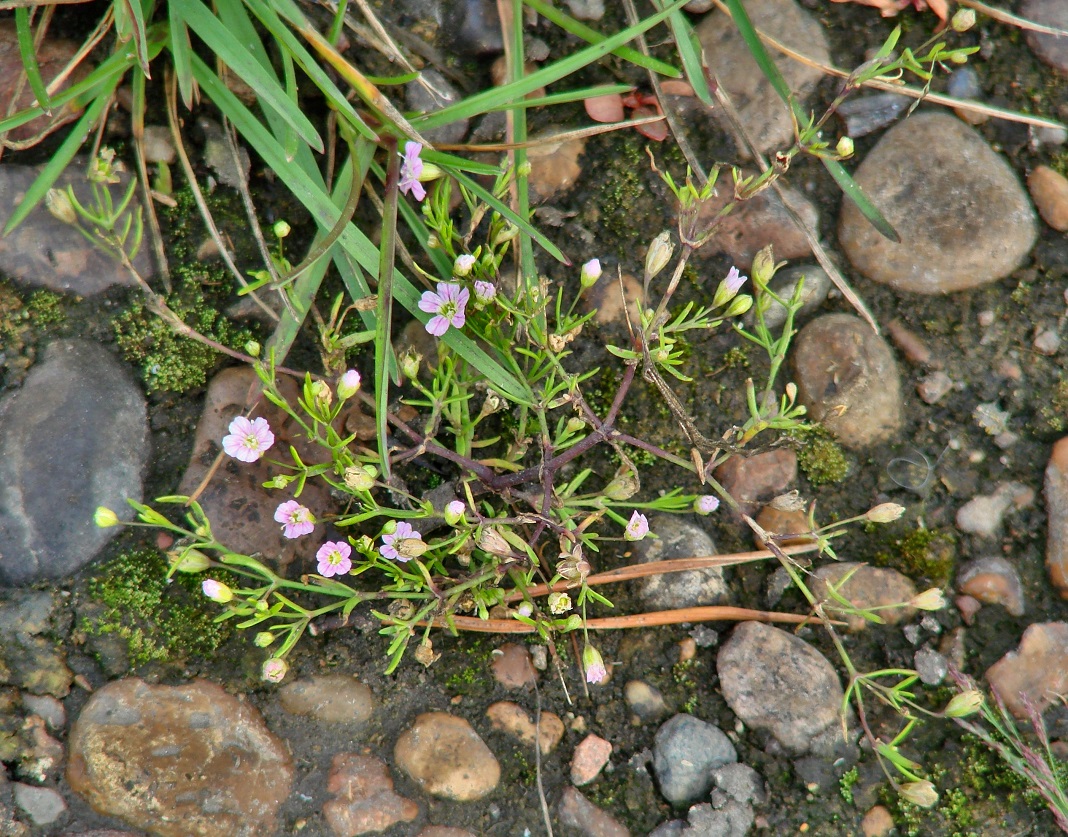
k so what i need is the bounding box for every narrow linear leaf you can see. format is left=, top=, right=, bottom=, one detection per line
left=15, top=8, right=51, bottom=113
left=481, top=83, right=635, bottom=113
left=658, top=3, right=712, bottom=106
left=823, top=157, right=900, bottom=243
left=115, top=0, right=151, bottom=76
left=168, top=5, right=195, bottom=108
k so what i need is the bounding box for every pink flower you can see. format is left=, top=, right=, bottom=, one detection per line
left=624, top=511, right=649, bottom=541
left=316, top=541, right=352, bottom=577
left=473, top=280, right=496, bottom=304
left=380, top=521, right=423, bottom=562
left=261, top=657, right=288, bottom=683
left=337, top=369, right=361, bottom=400
left=580, top=258, right=602, bottom=288
left=724, top=266, right=747, bottom=294
left=275, top=500, right=315, bottom=539
left=202, top=579, right=233, bottom=603
left=454, top=254, right=476, bottom=276
left=583, top=644, right=607, bottom=684
left=399, top=142, right=425, bottom=201
left=694, top=495, right=720, bottom=515
left=418, top=283, right=469, bottom=336
left=222, top=416, right=274, bottom=462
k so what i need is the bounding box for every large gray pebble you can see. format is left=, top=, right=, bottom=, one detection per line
left=653, top=713, right=737, bottom=806
left=839, top=113, right=1037, bottom=293
left=1022, top=0, right=1068, bottom=74
left=717, top=621, right=844, bottom=754
left=696, top=0, right=829, bottom=155
left=632, top=516, right=727, bottom=610
left=792, top=314, right=902, bottom=449
left=0, top=340, right=148, bottom=585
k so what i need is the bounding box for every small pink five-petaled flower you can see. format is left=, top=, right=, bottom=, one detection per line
left=398, top=142, right=426, bottom=201
left=316, top=541, right=352, bottom=577
left=624, top=511, right=649, bottom=541
left=275, top=501, right=315, bottom=539
left=221, top=416, right=274, bottom=462
left=380, top=521, right=423, bottom=563
left=419, top=282, right=469, bottom=336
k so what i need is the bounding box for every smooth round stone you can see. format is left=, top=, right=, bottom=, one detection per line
left=394, top=712, right=500, bottom=801
left=278, top=675, right=375, bottom=724
left=811, top=563, right=916, bottom=632
left=0, top=340, right=149, bottom=585
left=695, top=0, right=829, bottom=155
left=652, top=714, right=737, bottom=806
left=1028, top=165, right=1068, bottom=231
left=630, top=515, right=727, bottom=610
left=839, top=113, right=1037, bottom=293
left=791, top=314, right=903, bottom=449
left=1022, top=0, right=1068, bottom=74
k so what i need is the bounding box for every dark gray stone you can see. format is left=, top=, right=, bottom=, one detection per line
left=1022, top=0, right=1068, bottom=74
left=0, top=340, right=148, bottom=585
left=406, top=69, right=468, bottom=145
left=632, top=516, right=727, bottom=610
left=0, top=592, right=74, bottom=696
left=653, top=714, right=737, bottom=806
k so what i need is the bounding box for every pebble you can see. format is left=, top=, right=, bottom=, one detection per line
left=652, top=713, right=737, bottom=806
left=1034, top=328, right=1062, bottom=355
left=441, top=0, right=503, bottom=56
left=141, top=125, right=176, bottom=164
left=714, top=448, right=798, bottom=517
left=19, top=715, right=63, bottom=782
left=558, top=787, right=630, bottom=837
left=917, top=371, right=953, bottom=405
left=394, top=712, right=500, bottom=801
left=624, top=680, right=671, bottom=724
left=695, top=0, right=829, bottom=155
left=914, top=645, right=948, bottom=685
left=571, top=734, right=613, bottom=786
left=322, top=753, right=419, bottom=836
left=565, top=0, right=605, bottom=20
left=810, top=563, right=917, bottom=632
left=12, top=783, right=65, bottom=826
left=886, top=318, right=934, bottom=367
left=629, top=515, right=727, bottom=610
left=955, top=481, right=1032, bottom=538
left=407, top=69, right=468, bottom=145
left=21, top=694, right=65, bottom=730
left=717, top=621, right=844, bottom=754
left=753, top=504, right=816, bottom=549
left=1022, top=0, right=1068, bottom=74
left=278, top=675, right=375, bottom=724
left=0, top=340, right=148, bottom=586
left=582, top=270, right=643, bottom=328
left=860, top=804, right=895, bottom=837
left=490, top=642, right=537, bottom=688
left=198, top=117, right=250, bottom=190
left=0, top=593, right=73, bottom=697
left=838, top=113, right=1037, bottom=293
left=958, top=556, right=1025, bottom=617
left=756, top=263, right=831, bottom=331
left=0, top=21, right=89, bottom=145
left=694, top=178, right=820, bottom=268
left=417, top=829, right=477, bottom=837
left=1029, top=165, right=1068, bottom=231
left=1046, top=438, right=1068, bottom=598
left=527, top=138, right=585, bottom=202
left=177, top=367, right=337, bottom=570
left=791, top=314, right=903, bottom=449
left=485, top=701, right=564, bottom=754
left=66, top=678, right=294, bottom=837
left=837, top=92, right=910, bottom=138
left=985, top=622, right=1068, bottom=718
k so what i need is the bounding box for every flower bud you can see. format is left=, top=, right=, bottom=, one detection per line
left=909, top=588, right=946, bottom=611
left=836, top=136, right=854, bottom=158
left=951, top=8, right=976, bottom=32
left=865, top=502, right=905, bottom=523
left=565, top=417, right=586, bottom=435
left=580, top=258, right=602, bottom=289
left=264, top=475, right=292, bottom=489
left=723, top=294, right=753, bottom=318
left=603, top=469, right=639, bottom=502
left=492, top=224, right=520, bottom=246
left=396, top=537, right=428, bottom=560
left=273, top=220, right=291, bottom=238
left=426, top=234, right=441, bottom=249
left=950, top=52, right=968, bottom=64
left=400, top=349, right=422, bottom=380
left=694, top=495, right=720, bottom=515
left=94, top=506, right=121, bottom=528
left=517, top=161, right=533, bottom=177
left=202, top=579, right=234, bottom=603
left=477, top=527, right=512, bottom=557
left=418, top=161, right=443, bottom=182
left=582, top=644, right=607, bottom=684
left=454, top=254, right=476, bottom=276
left=944, top=689, right=984, bottom=718
left=261, top=657, right=288, bottom=683
left=562, top=614, right=583, bottom=631
left=245, top=340, right=261, bottom=357
left=253, top=631, right=276, bottom=648
left=514, top=601, right=534, bottom=619
left=413, top=637, right=440, bottom=667
left=344, top=466, right=376, bottom=491
left=46, top=188, right=77, bottom=224
left=645, top=232, right=674, bottom=281
left=624, top=511, right=650, bottom=541
left=168, top=547, right=211, bottom=573
left=310, top=379, right=333, bottom=410
left=337, top=369, right=361, bottom=400
left=898, top=781, right=938, bottom=808
left=444, top=500, right=466, bottom=526
left=474, top=280, right=496, bottom=305
left=712, top=265, right=749, bottom=308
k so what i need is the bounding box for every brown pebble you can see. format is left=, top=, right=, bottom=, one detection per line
left=955, top=594, right=981, bottom=625
left=986, top=622, right=1068, bottom=717
left=860, top=804, right=894, bottom=837
left=1047, top=438, right=1068, bottom=598
left=957, top=556, right=1025, bottom=616
left=491, top=644, right=537, bottom=689
left=678, top=637, right=697, bottom=663
left=1028, top=165, right=1068, bottom=231
left=570, top=734, right=612, bottom=786
left=887, top=318, right=934, bottom=367
left=754, top=505, right=816, bottom=549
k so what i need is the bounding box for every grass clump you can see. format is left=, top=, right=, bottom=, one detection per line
left=83, top=548, right=231, bottom=666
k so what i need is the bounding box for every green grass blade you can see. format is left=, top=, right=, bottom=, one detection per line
left=414, top=0, right=689, bottom=131
left=507, top=0, right=538, bottom=323
left=168, top=4, right=195, bottom=108
left=657, top=1, right=712, bottom=106
left=524, top=0, right=680, bottom=78
left=115, top=0, right=152, bottom=76
left=15, top=8, right=51, bottom=113
left=191, top=56, right=529, bottom=402
left=3, top=90, right=115, bottom=235
left=723, top=0, right=899, bottom=242
left=375, top=141, right=401, bottom=480
left=176, top=0, right=324, bottom=152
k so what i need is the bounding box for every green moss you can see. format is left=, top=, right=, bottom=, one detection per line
left=1037, top=376, right=1068, bottom=435
left=839, top=766, right=859, bottom=805
left=672, top=657, right=701, bottom=714
left=26, top=291, right=66, bottom=327
left=872, top=527, right=957, bottom=586
left=796, top=428, right=849, bottom=485
left=113, top=272, right=256, bottom=393
left=83, top=548, right=231, bottom=666
left=592, top=134, right=660, bottom=256
left=722, top=346, right=749, bottom=369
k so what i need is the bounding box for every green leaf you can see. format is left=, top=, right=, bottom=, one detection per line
left=174, top=0, right=324, bottom=152
left=657, top=1, right=713, bottom=106
left=824, top=158, right=899, bottom=243
left=168, top=4, right=195, bottom=107
left=114, top=0, right=152, bottom=76
left=15, top=8, right=51, bottom=113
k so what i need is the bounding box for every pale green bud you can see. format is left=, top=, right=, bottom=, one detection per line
left=344, top=466, right=375, bottom=491
left=168, top=548, right=212, bottom=573
left=909, top=588, right=946, bottom=611
left=898, top=781, right=938, bottom=808
left=253, top=631, right=276, bottom=648
left=273, top=220, right=291, bottom=239
left=944, top=689, right=983, bottom=718
left=836, top=136, right=854, bottom=158
left=580, top=258, right=602, bottom=289
left=565, top=417, right=586, bottom=435
left=492, top=224, right=520, bottom=246
left=865, top=502, right=905, bottom=523
left=400, top=349, right=422, bottom=380
left=46, top=188, right=77, bottom=225
left=261, top=657, right=288, bottom=683
left=94, top=506, right=120, bottom=528
left=245, top=340, right=261, bottom=357
left=951, top=8, right=976, bottom=32
left=723, top=294, right=753, bottom=318
left=751, top=245, right=777, bottom=286
left=645, top=232, right=674, bottom=281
